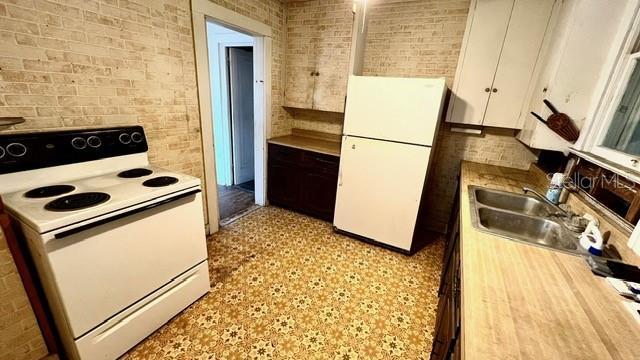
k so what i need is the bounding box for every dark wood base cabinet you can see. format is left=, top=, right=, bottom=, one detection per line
left=267, top=143, right=339, bottom=222
left=431, top=189, right=461, bottom=360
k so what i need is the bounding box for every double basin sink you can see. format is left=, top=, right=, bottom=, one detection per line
left=469, top=186, right=581, bottom=254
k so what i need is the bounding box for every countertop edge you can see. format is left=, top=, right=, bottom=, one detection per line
left=268, top=135, right=341, bottom=157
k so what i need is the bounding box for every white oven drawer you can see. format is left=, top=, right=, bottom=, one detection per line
left=43, top=190, right=208, bottom=338
left=75, top=261, right=209, bottom=360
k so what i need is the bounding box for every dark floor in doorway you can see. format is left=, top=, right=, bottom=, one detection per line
left=237, top=180, right=254, bottom=192
left=218, top=184, right=255, bottom=221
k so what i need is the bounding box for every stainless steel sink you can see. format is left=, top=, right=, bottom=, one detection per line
left=477, top=208, right=578, bottom=251
left=469, top=186, right=581, bottom=254
left=474, top=188, right=552, bottom=217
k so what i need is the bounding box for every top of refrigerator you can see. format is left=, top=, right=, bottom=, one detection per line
left=343, top=75, right=447, bottom=146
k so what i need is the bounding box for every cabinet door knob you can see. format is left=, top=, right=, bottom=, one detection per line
left=484, top=87, right=490, bottom=92
left=492, top=88, right=498, bottom=93
left=310, top=71, right=315, bottom=76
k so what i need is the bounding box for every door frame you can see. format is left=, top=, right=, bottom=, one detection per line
left=192, top=0, right=272, bottom=233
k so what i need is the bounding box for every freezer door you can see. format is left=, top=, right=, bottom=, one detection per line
left=343, top=76, right=446, bottom=146
left=333, top=136, right=430, bottom=251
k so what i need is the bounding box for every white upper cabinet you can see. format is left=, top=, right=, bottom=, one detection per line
left=447, top=0, right=556, bottom=128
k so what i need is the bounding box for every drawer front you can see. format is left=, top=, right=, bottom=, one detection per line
left=303, top=151, right=339, bottom=174
left=75, top=261, right=209, bottom=360
left=269, top=143, right=303, bottom=164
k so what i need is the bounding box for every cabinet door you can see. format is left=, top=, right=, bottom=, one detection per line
left=284, top=66, right=315, bottom=109
left=449, top=0, right=514, bottom=125
left=284, top=1, right=317, bottom=109
left=313, top=47, right=350, bottom=112
left=267, top=161, right=300, bottom=209
left=284, top=0, right=352, bottom=112
left=483, top=0, right=556, bottom=128
left=301, top=171, right=338, bottom=221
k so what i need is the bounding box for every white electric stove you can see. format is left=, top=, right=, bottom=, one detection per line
left=0, top=126, right=210, bottom=360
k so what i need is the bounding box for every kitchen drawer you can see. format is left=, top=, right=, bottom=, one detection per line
left=269, top=143, right=303, bottom=164
left=75, top=261, right=209, bottom=360
left=303, top=151, right=339, bottom=174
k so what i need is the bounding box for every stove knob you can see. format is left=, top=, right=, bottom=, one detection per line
left=7, top=143, right=27, bottom=157
left=119, top=133, right=131, bottom=144
left=0, top=146, right=5, bottom=159
left=71, top=137, right=87, bottom=150
left=87, top=136, right=102, bottom=148
left=131, top=132, right=144, bottom=143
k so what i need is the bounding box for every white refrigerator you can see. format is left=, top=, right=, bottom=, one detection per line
left=333, top=75, right=447, bottom=253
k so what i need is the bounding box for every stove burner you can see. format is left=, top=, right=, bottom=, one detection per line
left=118, top=168, right=153, bottom=178
left=45, top=192, right=110, bottom=212
left=25, top=185, right=75, bottom=199
left=142, top=176, right=178, bottom=187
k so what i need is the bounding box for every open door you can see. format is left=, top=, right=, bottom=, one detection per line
left=228, top=47, right=255, bottom=185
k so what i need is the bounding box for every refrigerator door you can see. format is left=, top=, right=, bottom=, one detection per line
left=343, top=75, right=446, bottom=146
left=334, top=136, right=430, bottom=251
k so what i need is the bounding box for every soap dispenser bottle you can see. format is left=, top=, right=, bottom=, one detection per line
left=546, top=173, right=564, bottom=204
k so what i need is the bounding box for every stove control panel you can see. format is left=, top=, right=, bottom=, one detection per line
left=0, top=126, right=148, bottom=174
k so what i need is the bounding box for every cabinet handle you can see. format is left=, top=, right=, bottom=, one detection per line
left=315, top=71, right=320, bottom=76
left=484, top=87, right=490, bottom=92
left=310, top=71, right=315, bottom=76
left=492, top=88, right=498, bottom=93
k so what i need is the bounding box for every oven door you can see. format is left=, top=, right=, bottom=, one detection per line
left=41, top=188, right=208, bottom=338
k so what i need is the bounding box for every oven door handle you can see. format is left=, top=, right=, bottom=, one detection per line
left=54, top=189, right=201, bottom=240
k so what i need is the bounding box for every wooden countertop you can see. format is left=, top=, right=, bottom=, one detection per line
left=460, top=161, right=640, bottom=359
left=268, top=132, right=341, bottom=157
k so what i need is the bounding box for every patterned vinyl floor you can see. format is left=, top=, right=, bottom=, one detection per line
left=123, top=207, right=444, bottom=359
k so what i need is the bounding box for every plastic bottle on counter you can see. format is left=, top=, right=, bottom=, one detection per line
left=546, top=173, right=564, bottom=204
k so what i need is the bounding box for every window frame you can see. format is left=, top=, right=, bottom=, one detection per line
left=579, top=0, right=640, bottom=169
left=591, top=51, right=640, bottom=167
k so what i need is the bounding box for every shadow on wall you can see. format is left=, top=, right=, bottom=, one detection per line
left=424, top=122, right=540, bottom=232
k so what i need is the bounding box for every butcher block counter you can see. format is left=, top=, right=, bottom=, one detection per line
left=267, top=129, right=341, bottom=157
left=458, top=161, right=640, bottom=359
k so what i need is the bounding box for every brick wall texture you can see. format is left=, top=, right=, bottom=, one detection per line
left=363, top=0, right=538, bottom=231
left=0, top=227, right=47, bottom=360
left=0, top=0, right=286, bottom=356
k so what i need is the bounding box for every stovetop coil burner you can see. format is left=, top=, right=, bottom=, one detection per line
left=45, top=192, right=110, bottom=212
left=142, top=176, right=179, bottom=187
left=25, top=185, right=75, bottom=198
left=118, top=168, right=153, bottom=178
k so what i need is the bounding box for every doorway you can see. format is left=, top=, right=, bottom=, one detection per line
left=206, top=22, right=258, bottom=224
left=192, top=0, right=272, bottom=233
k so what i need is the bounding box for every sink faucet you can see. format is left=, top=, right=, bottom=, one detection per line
left=522, top=187, right=568, bottom=216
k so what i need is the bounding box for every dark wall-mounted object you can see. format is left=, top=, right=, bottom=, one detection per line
left=530, top=99, right=580, bottom=142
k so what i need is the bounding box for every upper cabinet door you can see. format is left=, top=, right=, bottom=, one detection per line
left=449, top=0, right=514, bottom=125
left=483, top=0, right=556, bottom=128
left=284, top=65, right=315, bottom=109
left=313, top=48, right=350, bottom=112
left=284, top=1, right=353, bottom=113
